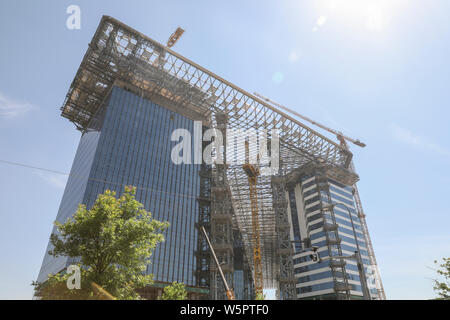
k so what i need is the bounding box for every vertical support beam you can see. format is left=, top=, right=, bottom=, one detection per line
left=272, top=175, right=296, bottom=300
left=353, top=185, right=386, bottom=299
left=209, top=112, right=235, bottom=299
left=195, top=136, right=212, bottom=290
left=342, top=139, right=385, bottom=299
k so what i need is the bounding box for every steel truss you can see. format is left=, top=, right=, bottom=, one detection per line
left=61, top=16, right=359, bottom=298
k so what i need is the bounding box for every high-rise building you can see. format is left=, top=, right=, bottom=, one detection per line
left=37, top=83, right=253, bottom=299
left=285, top=163, right=381, bottom=299
left=37, top=16, right=384, bottom=300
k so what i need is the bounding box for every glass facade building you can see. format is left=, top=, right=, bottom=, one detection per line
left=38, top=85, right=212, bottom=294
left=286, top=166, right=379, bottom=300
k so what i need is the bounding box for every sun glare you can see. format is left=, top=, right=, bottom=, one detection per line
left=318, top=0, right=407, bottom=32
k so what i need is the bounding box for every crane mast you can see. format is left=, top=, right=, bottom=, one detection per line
left=243, top=142, right=264, bottom=298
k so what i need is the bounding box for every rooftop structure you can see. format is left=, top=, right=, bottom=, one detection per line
left=56, top=16, right=383, bottom=299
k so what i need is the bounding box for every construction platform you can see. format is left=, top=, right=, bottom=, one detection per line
left=60, top=16, right=363, bottom=298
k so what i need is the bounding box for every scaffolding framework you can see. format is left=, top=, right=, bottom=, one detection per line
left=60, top=16, right=372, bottom=298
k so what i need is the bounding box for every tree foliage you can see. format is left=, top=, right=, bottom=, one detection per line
left=159, top=281, right=188, bottom=300
left=255, top=292, right=266, bottom=300
left=33, top=186, right=169, bottom=300
left=433, top=257, right=450, bottom=299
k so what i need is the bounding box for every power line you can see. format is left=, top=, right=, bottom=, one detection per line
left=0, top=159, right=68, bottom=175
left=0, top=158, right=204, bottom=226
left=0, top=157, right=264, bottom=229
left=0, top=158, right=199, bottom=200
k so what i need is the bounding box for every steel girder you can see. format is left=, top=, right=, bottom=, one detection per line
left=60, top=16, right=357, bottom=294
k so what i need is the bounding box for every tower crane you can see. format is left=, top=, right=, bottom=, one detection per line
left=253, top=92, right=366, bottom=148
left=253, top=92, right=386, bottom=299
left=166, top=27, right=185, bottom=48
left=242, top=142, right=264, bottom=298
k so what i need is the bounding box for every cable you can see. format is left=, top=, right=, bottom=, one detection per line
left=0, top=158, right=262, bottom=225
left=0, top=158, right=211, bottom=228
left=0, top=158, right=199, bottom=200
left=0, top=159, right=68, bottom=175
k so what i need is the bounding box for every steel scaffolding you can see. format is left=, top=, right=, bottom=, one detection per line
left=60, top=16, right=377, bottom=298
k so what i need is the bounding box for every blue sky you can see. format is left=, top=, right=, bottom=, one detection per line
left=0, top=0, right=449, bottom=299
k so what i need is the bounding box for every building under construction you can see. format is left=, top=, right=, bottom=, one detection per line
left=37, top=16, right=385, bottom=300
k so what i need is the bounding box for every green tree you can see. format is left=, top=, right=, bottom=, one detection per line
left=433, top=257, right=450, bottom=299
left=255, top=292, right=266, bottom=300
left=32, top=186, right=169, bottom=300
left=159, top=282, right=188, bottom=300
